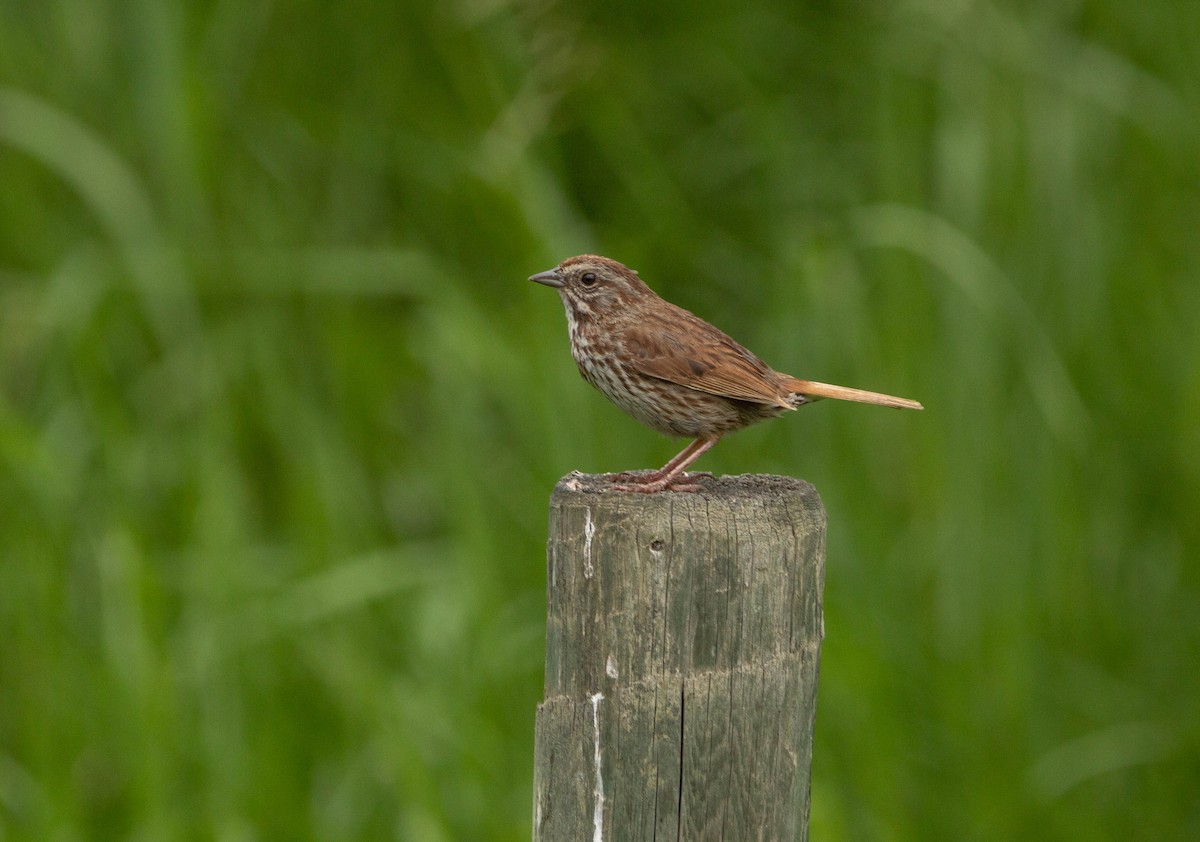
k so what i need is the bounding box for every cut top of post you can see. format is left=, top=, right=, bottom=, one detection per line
left=543, top=472, right=826, bottom=698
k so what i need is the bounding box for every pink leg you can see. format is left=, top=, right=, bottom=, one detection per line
left=613, top=437, right=719, bottom=493
left=617, top=437, right=710, bottom=483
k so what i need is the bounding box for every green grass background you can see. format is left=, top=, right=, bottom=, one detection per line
left=2, top=1, right=1197, bottom=839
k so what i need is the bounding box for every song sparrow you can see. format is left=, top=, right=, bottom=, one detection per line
left=530, top=254, right=922, bottom=492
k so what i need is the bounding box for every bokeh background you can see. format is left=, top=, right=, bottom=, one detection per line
left=2, top=0, right=1197, bottom=839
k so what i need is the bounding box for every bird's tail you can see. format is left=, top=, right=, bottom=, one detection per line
left=785, top=378, right=923, bottom=410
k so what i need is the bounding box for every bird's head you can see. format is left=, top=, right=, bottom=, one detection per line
left=529, top=254, right=654, bottom=324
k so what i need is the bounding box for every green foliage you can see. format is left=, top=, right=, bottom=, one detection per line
left=1, top=0, right=1197, bottom=838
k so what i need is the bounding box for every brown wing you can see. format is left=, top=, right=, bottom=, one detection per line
left=622, top=309, right=793, bottom=409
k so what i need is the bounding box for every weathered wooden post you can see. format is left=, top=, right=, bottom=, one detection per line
left=532, top=472, right=825, bottom=841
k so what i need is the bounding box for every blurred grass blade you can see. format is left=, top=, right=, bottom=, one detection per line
left=0, top=87, right=200, bottom=344
left=853, top=202, right=1092, bottom=449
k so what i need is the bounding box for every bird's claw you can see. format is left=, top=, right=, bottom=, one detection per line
left=609, top=472, right=710, bottom=493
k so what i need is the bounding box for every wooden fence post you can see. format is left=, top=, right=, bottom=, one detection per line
left=532, top=472, right=826, bottom=842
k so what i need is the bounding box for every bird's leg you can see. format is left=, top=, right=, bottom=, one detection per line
left=612, top=437, right=710, bottom=484
left=612, top=437, right=719, bottom=493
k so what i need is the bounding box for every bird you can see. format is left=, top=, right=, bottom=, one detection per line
left=530, top=254, right=922, bottom=492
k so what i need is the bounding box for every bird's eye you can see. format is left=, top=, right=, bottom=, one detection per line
left=581, top=272, right=597, bottom=286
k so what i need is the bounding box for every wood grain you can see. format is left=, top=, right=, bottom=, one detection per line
left=532, top=473, right=825, bottom=841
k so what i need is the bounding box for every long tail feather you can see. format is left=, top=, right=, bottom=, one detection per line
left=786, top=378, right=923, bottom=410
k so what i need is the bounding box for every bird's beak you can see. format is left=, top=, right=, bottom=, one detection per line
left=529, top=268, right=564, bottom=288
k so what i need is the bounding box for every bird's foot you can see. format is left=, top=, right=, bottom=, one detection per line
left=609, top=472, right=712, bottom=493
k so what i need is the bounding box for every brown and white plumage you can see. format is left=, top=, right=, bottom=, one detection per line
left=531, top=254, right=922, bottom=491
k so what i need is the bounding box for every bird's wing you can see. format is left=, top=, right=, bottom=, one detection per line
left=623, top=315, right=793, bottom=409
